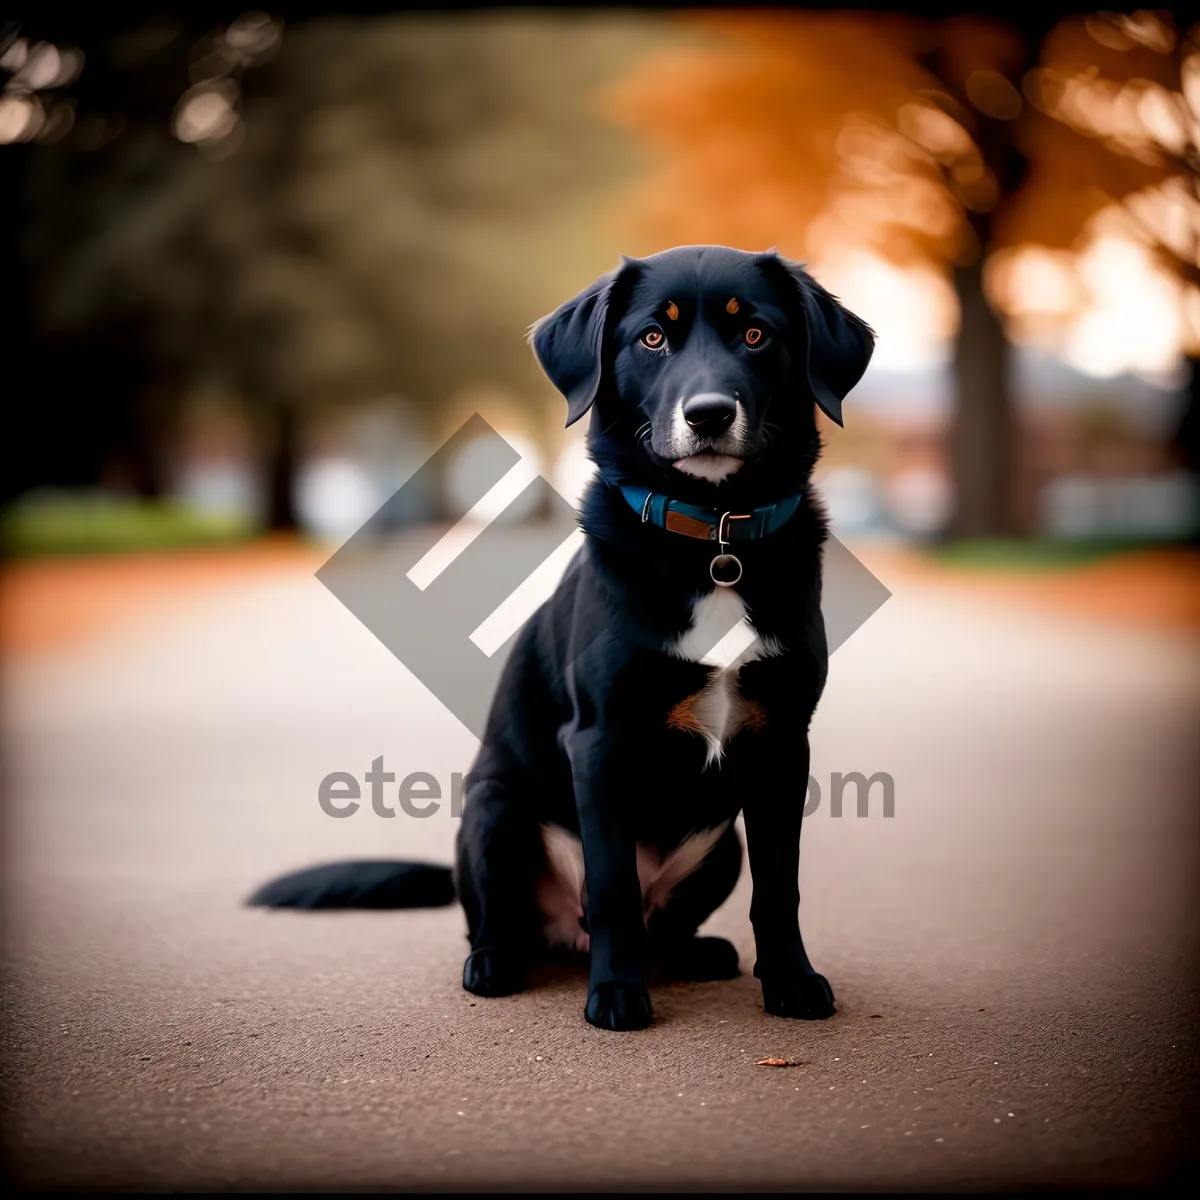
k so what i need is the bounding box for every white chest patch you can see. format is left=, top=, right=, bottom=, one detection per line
left=666, top=588, right=777, bottom=766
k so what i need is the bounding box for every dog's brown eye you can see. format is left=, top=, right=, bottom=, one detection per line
left=640, top=328, right=665, bottom=349
left=744, top=327, right=765, bottom=347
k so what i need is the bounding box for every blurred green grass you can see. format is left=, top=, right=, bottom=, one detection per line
left=3, top=494, right=1194, bottom=566
left=0, top=493, right=258, bottom=558
left=926, top=537, right=1194, bottom=572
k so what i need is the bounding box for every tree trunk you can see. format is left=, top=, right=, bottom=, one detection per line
left=267, top=404, right=300, bottom=532
left=927, top=15, right=1052, bottom=543
left=126, top=380, right=172, bottom=501
left=946, top=258, right=1017, bottom=539
left=0, top=140, right=32, bottom=509
left=1173, top=355, right=1200, bottom=547
left=1175, top=356, right=1200, bottom=472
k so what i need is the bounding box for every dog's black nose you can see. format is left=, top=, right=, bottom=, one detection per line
left=682, top=393, right=737, bottom=437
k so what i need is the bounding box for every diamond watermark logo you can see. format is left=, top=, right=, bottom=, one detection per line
left=316, top=414, right=891, bottom=740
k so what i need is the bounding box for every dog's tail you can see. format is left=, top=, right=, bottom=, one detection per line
left=246, top=860, right=456, bottom=910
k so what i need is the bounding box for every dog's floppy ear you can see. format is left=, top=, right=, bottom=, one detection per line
left=529, top=258, right=638, bottom=428
left=757, top=252, right=875, bottom=427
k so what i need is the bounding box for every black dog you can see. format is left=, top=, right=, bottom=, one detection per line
left=250, top=245, right=875, bottom=1032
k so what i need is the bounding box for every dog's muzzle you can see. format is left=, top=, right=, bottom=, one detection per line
left=666, top=393, right=747, bottom=481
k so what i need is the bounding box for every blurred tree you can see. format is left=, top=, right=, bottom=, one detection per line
left=4, top=10, right=285, bottom=508
left=2, top=15, right=192, bottom=508
left=6, top=8, right=666, bottom=527
left=603, top=9, right=1076, bottom=540
left=999, top=12, right=1200, bottom=489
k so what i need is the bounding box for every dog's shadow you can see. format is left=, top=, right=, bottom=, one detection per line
left=521, top=950, right=889, bottom=1028
left=525, top=952, right=588, bottom=992
left=521, top=948, right=766, bottom=1028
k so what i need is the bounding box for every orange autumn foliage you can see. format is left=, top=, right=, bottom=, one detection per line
left=1004, top=14, right=1196, bottom=274
left=602, top=11, right=952, bottom=266
left=603, top=10, right=1197, bottom=326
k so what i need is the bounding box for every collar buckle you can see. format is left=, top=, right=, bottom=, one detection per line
left=717, top=512, right=752, bottom=544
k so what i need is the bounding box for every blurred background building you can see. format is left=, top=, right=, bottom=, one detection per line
left=1, top=3, right=1197, bottom=553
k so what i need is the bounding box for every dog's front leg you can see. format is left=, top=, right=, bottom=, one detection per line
left=741, top=730, right=836, bottom=1020
left=567, top=730, right=652, bottom=1031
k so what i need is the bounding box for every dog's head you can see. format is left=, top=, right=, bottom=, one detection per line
left=530, top=245, right=874, bottom=499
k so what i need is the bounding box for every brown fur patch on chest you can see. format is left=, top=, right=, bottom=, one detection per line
left=667, top=683, right=767, bottom=739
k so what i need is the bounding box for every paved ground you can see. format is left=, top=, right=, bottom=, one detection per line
left=2, top=538, right=1198, bottom=1189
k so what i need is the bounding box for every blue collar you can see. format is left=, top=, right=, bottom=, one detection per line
left=616, top=481, right=804, bottom=544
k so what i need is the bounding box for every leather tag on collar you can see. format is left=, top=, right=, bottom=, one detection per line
left=663, top=509, right=716, bottom=540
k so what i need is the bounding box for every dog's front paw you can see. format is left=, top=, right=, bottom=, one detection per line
left=462, top=947, right=525, bottom=998
left=586, top=981, right=653, bottom=1031
left=760, top=971, right=836, bottom=1020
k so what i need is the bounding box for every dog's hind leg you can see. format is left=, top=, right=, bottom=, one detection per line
left=456, top=779, right=544, bottom=998
left=646, top=822, right=744, bottom=981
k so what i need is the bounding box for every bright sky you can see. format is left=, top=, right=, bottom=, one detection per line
left=814, top=251, right=956, bottom=373
left=1063, top=236, right=1185, bottom=379
left=815, top=234, right=1189, bottom=381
